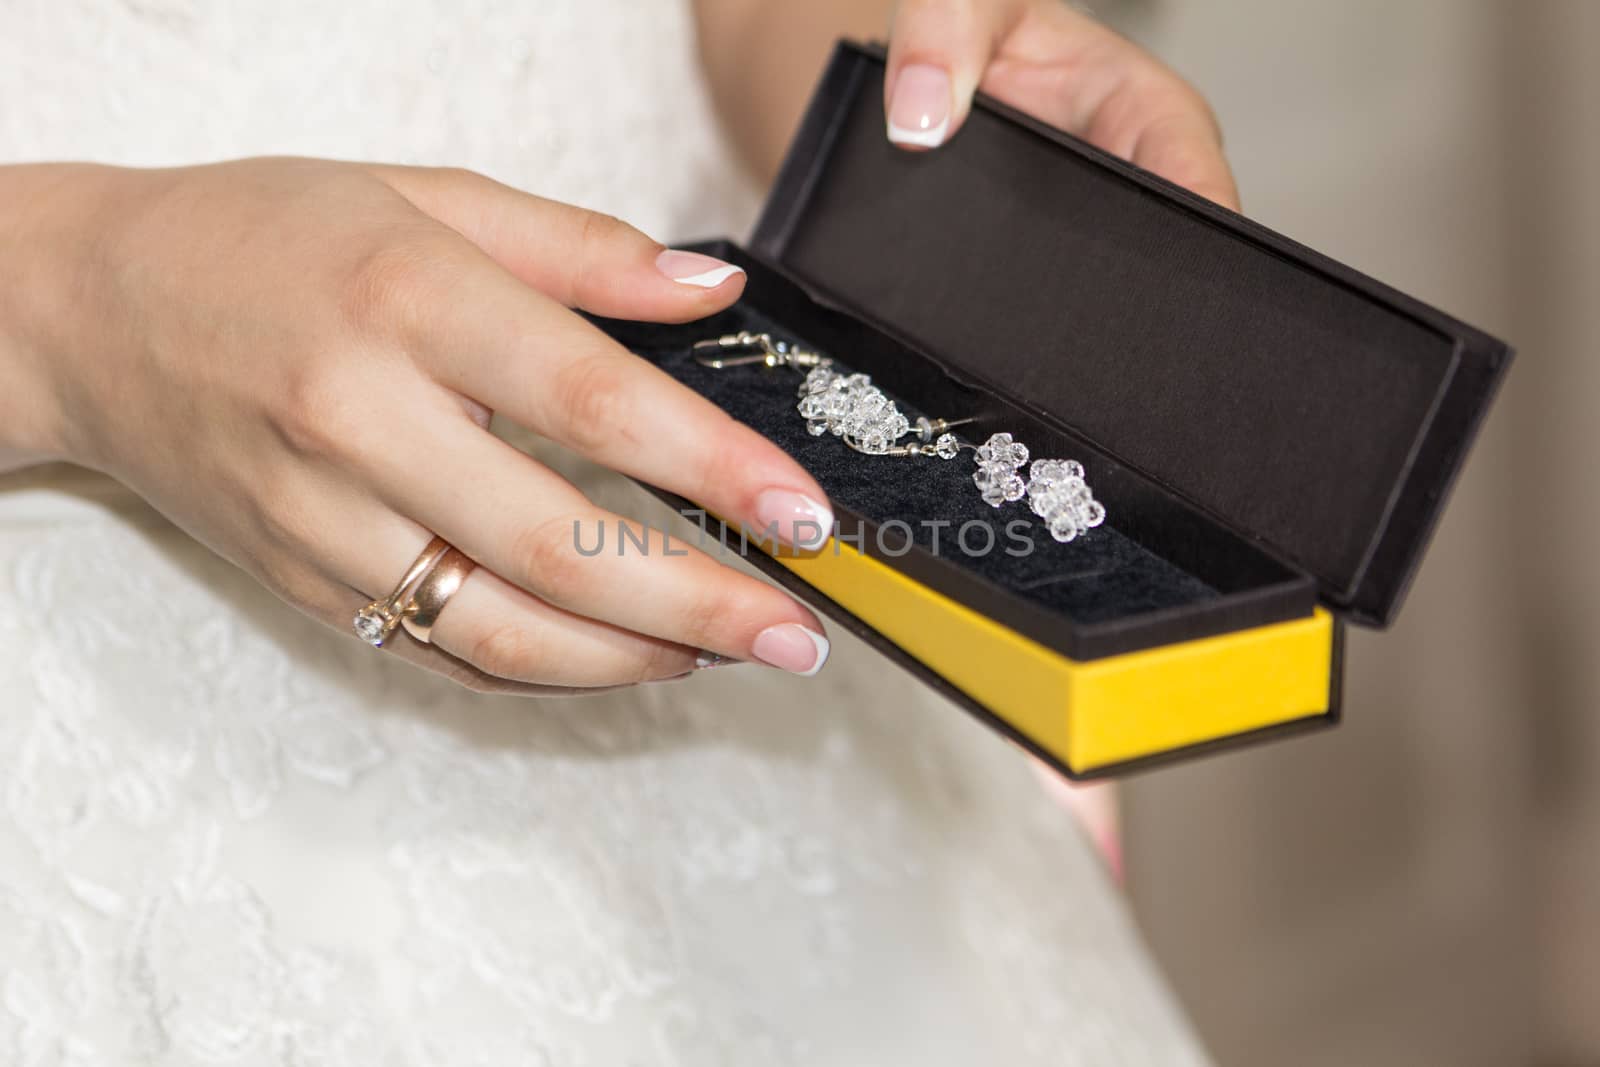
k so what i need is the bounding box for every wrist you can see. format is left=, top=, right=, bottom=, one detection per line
left=0, top=163, right=135, bottom=469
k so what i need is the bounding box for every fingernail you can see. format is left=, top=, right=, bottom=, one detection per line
left=751, top=623, right=830, bottom=677
left=887, top=64, right=952, bottom=148
left=753, top=489, right=834, bottom=550
left=694, top=651, right=739, bottom=670
left=656, top=249, right=744, bottom=289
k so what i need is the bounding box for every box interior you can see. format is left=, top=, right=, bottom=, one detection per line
left=752, top=42, right=1513, bottom=626
left=583, top=38, right=1506, bottom=775
left=591, top=243, right=1316, bottom=662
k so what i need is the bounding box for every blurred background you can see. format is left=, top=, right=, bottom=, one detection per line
left=1095, top=2, right=1600, bottom=1065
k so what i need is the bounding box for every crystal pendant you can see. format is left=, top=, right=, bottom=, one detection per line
left=1024, top=455, right=1105, bottom=542
left=794, top=365, right=918, bottom=453
left=971, top=433, right=1032, bottom=508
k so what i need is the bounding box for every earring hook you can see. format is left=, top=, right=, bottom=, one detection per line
left=843, top=432, right=974, bottom=458
left=692, top=331, right=832, bottom=370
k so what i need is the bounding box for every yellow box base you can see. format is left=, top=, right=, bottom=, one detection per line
left=770, top=537, right=1334, bottom=775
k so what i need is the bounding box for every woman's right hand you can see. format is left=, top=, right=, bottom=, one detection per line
left=0, top=158, right=834, bottom=691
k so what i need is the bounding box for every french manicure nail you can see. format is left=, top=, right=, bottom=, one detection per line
left=753, top=489, right=834, bottom=550
left=887, top=64, right=953, bottom=148
left=751, top=623, right=830, bottom=677
left=695, top=651, right=739, bottom=670
left=656, top=249, right=744, bottom=288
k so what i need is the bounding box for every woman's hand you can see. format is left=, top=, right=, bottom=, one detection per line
left=696, top=0, right=1238, bottom=212
left=878, top=0, right=1240, bottom=210
left=881, top=0, right=1239, bottom=210
left=871, top=0, right=1225, bottom=874
left=697, top=0, right=1231, bottom=869
left=0, top=159, right=834, bottom=691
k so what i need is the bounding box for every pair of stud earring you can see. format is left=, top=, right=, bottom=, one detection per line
left=692, top=332, right=1106, bottom=543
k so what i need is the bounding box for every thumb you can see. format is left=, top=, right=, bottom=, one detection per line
left=885, top=0, right=1028, bottom=150
left=368, top=164, right=745, bottom=323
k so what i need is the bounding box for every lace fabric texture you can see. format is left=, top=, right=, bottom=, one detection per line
left=0, top=2, right=1207, bottom=1062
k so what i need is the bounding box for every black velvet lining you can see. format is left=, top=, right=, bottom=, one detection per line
left=622, top=307, right=1216, bottom=625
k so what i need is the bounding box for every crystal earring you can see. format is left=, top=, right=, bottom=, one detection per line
left=847, top=430, right=1026, bottom=506
left=1024, top=458, right=1107, bottom=543
left=848, top=430, right=1106, bottom=543
left=692, top=331, right=831, bottom=371
left=692, top=332, right=1105, bottom=541
left=794, top=364, right=973, bottom=453
left=693, top=332, right=968, bottom=453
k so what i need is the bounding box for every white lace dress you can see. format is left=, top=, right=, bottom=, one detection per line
left=0, top=2, right=1209, bottom=1063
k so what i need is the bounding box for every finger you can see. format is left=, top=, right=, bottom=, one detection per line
left=312, top=498, right=702, bottom=688
left=1072, top=76, right=1238, bottom=211
left=982, top=4, right=1239, bottom=211
left=1032, top=760, right=1124, bottom=884
left=271, top=548, right=648, bottom=695
left=1122, top=105, right=1239, bottom=212
left=367, top=164, right=747, bottom=319
left=409, top=243, right=834, bottom=551
left=295, top=570, right=663, bottom=696
left=363, top=401, right=830, bottom=676
left=429, top=568, right=698, bottom=686
left=1061, top=44, right=1239, bottom=211
left=885, top=0, right=1029, bottom=149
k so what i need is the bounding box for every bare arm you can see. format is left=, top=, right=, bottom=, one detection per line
left=0, top=166, right=86, bottom=473
left=692, top=0, right=891, bottom=183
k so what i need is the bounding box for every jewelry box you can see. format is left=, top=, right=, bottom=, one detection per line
left=588, top=41, right=1512, bottom=779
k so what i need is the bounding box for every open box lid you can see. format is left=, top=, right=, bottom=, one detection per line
left=750, top=42, right=1512, bottom=627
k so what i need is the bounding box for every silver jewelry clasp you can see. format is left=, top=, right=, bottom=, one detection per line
left=692, top=331, right=833, bottom=370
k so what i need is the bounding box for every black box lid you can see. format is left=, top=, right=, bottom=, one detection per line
left=750, top=42, right=1511, bottom=627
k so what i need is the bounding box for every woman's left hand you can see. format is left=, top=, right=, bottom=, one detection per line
left=697, top=0, right=1227, bottom=879
left=880, top=0, right=1230, bottom=880
left=881, top=0, right=1239, bottom=210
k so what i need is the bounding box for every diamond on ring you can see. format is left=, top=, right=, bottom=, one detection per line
left=352, top=535, right=454, bottom=649
left=353, top=604, right=395, bottom=646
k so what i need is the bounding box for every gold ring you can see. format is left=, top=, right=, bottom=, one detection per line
left=400, top=547, right=476, bottom=644
left=352, top=536, right=450, bottom=647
